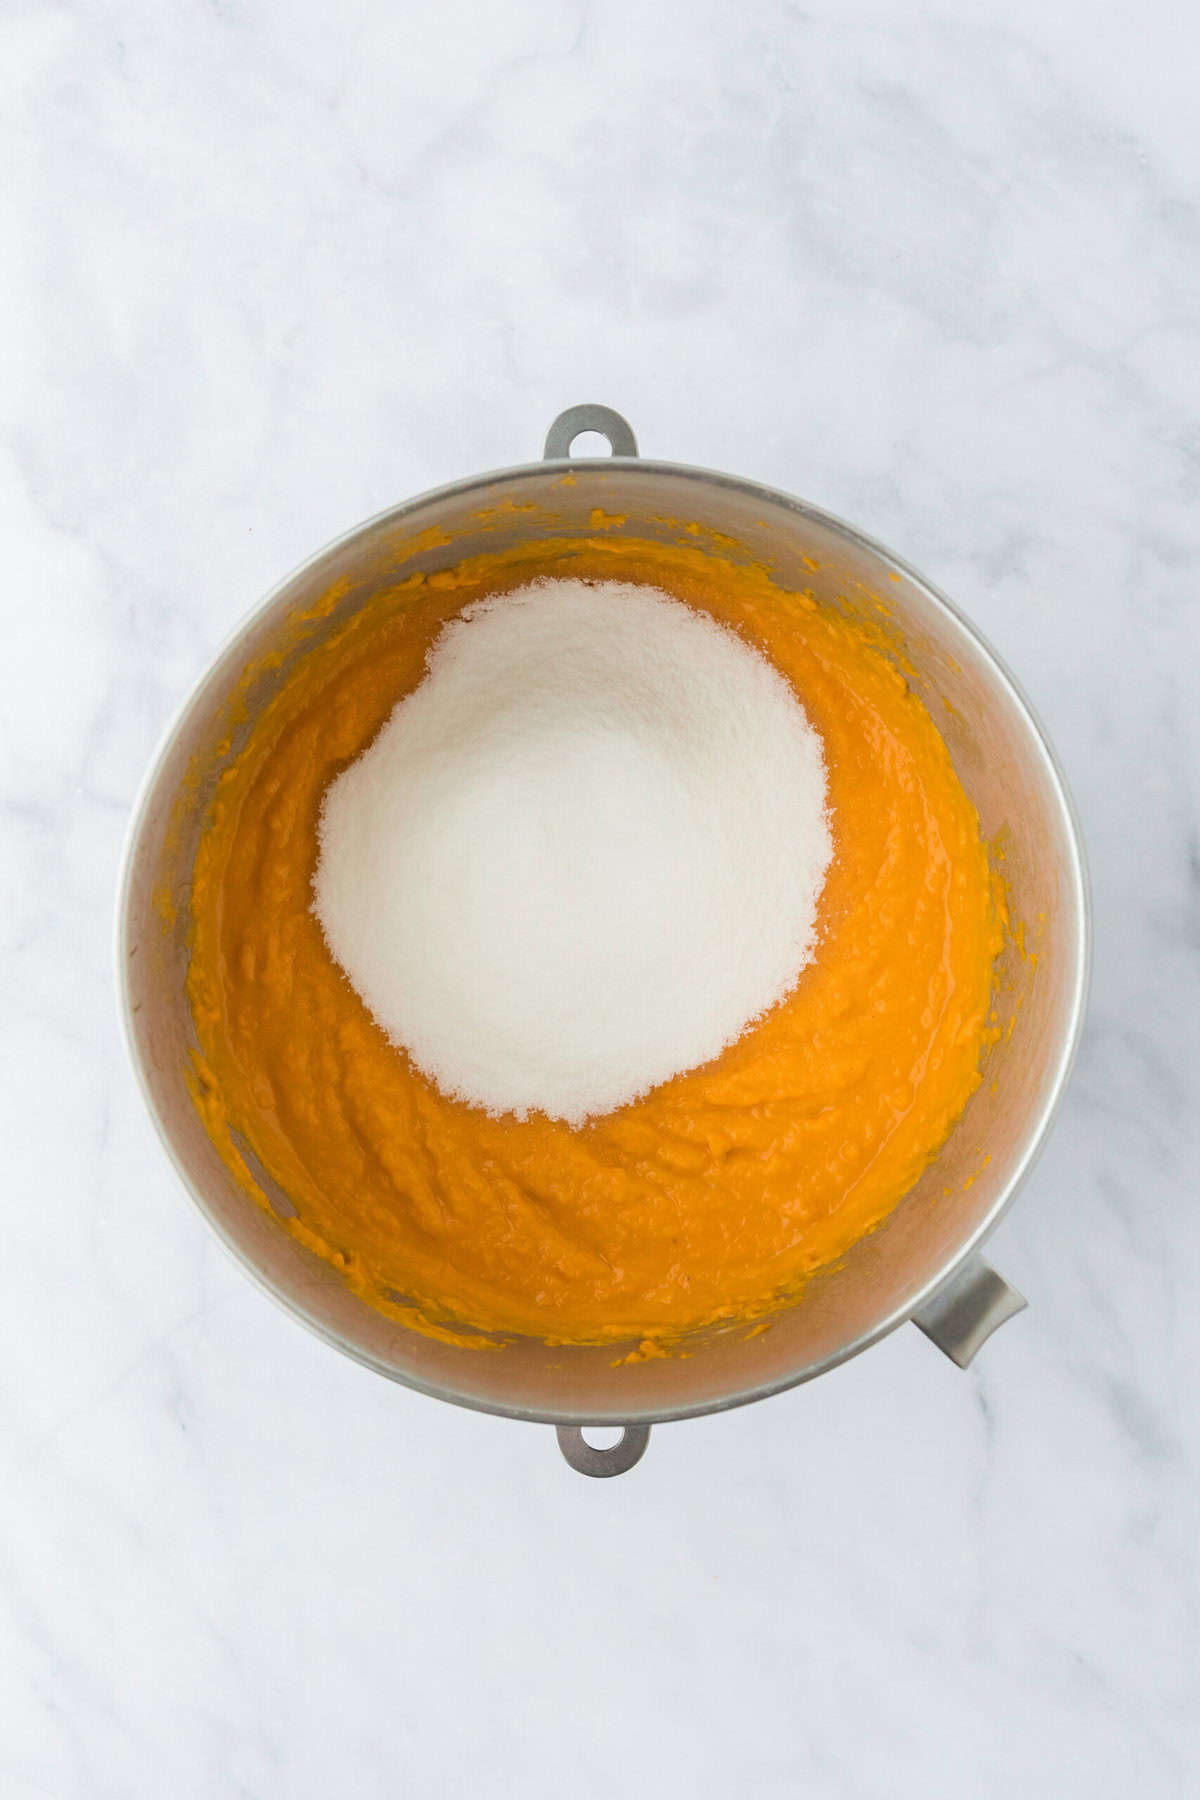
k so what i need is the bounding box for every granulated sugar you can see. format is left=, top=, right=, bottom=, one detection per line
left=313, top=578, right=831, bottom=1125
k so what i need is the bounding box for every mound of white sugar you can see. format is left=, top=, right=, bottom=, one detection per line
left=313, top=578, right=831, bottom=1125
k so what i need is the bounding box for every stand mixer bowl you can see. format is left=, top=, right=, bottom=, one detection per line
left=118, top=405, right=1090, bottom=1476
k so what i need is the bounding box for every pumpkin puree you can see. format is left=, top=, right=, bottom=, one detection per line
left=186, top=534, right=1003, bottom=1348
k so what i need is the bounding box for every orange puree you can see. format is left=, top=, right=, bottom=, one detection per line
left=186, top=535, right=1002, bottom=1347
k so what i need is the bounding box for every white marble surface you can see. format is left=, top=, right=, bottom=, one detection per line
left=3, top=1, right=1198, bottom=1793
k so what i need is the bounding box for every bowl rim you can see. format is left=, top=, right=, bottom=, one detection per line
left=116, top=453, right=1093, bottom=1426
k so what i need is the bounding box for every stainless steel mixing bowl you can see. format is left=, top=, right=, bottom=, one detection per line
left=118, top=404, right=1090, bottom=1477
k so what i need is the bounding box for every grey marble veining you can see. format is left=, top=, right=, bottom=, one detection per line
left=3, top=2, right=1198, bottom=1794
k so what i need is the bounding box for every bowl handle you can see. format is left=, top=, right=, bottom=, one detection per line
left=912, top=1253, right=1027, bottom=1368
left=543, top=404, right=639, bottom=461
left=555, top=1423, right=651, bottom=1477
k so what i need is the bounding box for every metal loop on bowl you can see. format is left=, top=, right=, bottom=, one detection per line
left=543, top=403, right=639, bottom=461
left=555, top=1423, right=651, bottom=1477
